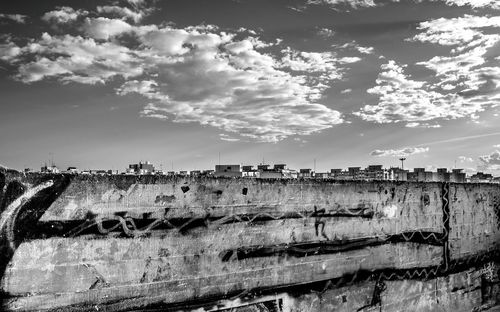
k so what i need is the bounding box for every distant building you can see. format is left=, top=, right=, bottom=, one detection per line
left=190, top=170, right=201, bottom=177
left=407, top=168, right=436, bottom=182
left=202, top=170, right=214, bottom=176
left=450, top=169, right=466, bottom=183
left=274, top=164, right=287, bottom=170
left=90, top=170, right=107, bottom=175
left=314, top=172, right=329, bottom=179
left=365, top=165, right=385, bottom=180
left=257, top=164, right=270, bottom=171
left=260, top=171, right=283, bottom=179
left=330, top=169, right=342, bottom=176
left=66, top=167, right=79, bottom=174
left=389, top=167, right=408, bottom=181
left=299, top=168, right=313, bottom=178
left=470, top=172, right=493, bottom=183
left=242, top=165, right=258, bottom=178
left=128, top=161, right=155, bottom=174
left=214, top=165, right=242, bottom=177
left=41, top=165, right=60, bottom=174
left=436, top=168, right=449, bottom=182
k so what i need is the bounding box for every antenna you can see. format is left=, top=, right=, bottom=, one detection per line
left=399, top=157, right=406, bottom=170
left=218, top=152, right=221, bottom=165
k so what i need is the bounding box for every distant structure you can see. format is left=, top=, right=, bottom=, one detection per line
left=470, top=172, right=494, bottom=183
left=127, top=161, right=155, bottom=174
left=66, top=167, right=79, bottom=174
left=41, top=164, right=60, bottom=174
left=217, top=163, right=299, bottom=178
left=327, top=165, right=466, bottom=183
left=299, top=168, right=313, bottom=178
left=214, top=165, right=242, bottom=177
left=30, top=159, right=496, bottom=183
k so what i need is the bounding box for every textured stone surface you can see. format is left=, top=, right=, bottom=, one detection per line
left=0, top=172, right=498, bottom=311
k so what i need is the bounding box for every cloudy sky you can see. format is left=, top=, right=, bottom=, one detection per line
left=1, top=0, right=500, bottom=173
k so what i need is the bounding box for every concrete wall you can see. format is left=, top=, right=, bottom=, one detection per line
left=0, top=172, right=498, bottom=311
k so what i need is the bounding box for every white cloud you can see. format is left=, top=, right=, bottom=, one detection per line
left=341, top=88, right=352, bottom=94
left=494, top=144, right=500, bottom=148
left=356, top=46, right=374, bottom=54
left=307, top=0, right=376, bottom=9
left=355, top=60, right=451, bottom=124
left=41, top=6, right=87, bottom=24
left=335, top=41, right=374, bottom=56
left=478, top=150, right=500, bottom=170
left=0, top=41, right=21, bottom=61
left=117, top=80, right=159, bottom=97
left=357, top=14, right=500, bottom=126
left=219, top=134, right=240, bottom=142
left=97, top=6, right=144, bottom=23
left=14, top=32, right=143, bottom=84
left=370, top=146, right=430, bottom=157
left=3, top=8, right=353, bottom=142
left=279, top=48, right=359, bottom=98
left=0, top=13, right=27, bottom=23
left=405, top=122, right=441, bottom=128
left=458, top=156, right=474, bottom=162
left=307, top=0, right=500, bottom=10
left=439, top=0, right=500, bottom=9
left=317, top=27, right=335, bottom=38
left=411, top=15, right=500, bottom=46
left=338, top=56, right=362, bottom=64
left=82, top=17, right=133, bottom=40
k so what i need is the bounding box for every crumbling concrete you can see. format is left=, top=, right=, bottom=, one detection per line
left=0, top=171, right=498, bottom=311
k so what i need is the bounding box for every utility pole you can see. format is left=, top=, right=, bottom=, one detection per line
left=399, top=157, right=406, bottom=170
left=314, top=158, right=316, bottom=172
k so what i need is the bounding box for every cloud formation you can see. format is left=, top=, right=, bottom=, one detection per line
left=41, top=6, right=88, bottom=24
left=370, top=146, right=430, bottom=157
left=440, top=0, right=500, bottom=9
left=0, top=14, right=27, bottom=23
left=307, top=0, right=376, bottom=9
left=356, top=14, right=500, bottom=126
left=478, top=150, right=500, bottom=170
left=0, top=3, right=352, bottom=142
left=306, top=0, right=500, bottom=10
left=458, top=156, right=474, bottom=162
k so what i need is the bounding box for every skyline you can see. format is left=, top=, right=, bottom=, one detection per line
left=1, top=0, right=500, bottom=173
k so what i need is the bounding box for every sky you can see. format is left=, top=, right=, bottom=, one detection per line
left=0, top=0, right=500, bottom=173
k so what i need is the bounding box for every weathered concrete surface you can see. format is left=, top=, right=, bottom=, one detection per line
left=0, top=170, right=498, bottom=311
left=282, top=268, right=489, bottom=312
left=449, top=183, right=500, bottom=259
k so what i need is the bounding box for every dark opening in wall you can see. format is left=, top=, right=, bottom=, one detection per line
left=242, top=187, right=248, bottom=195
left=181, top=186, right=190, bottom=193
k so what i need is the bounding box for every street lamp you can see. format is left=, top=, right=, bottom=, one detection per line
left=399, top=157, right=406, bottom=170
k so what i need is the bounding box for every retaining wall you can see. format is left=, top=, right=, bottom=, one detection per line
left=0, top=171, right=498, bottom=311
